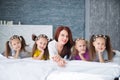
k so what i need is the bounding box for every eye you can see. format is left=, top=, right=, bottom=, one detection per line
left=43, top=43, right=47, bottom=46
left=39, top=42, right=42, bottom=44
left=97, top=43, right=100, bottom=45
left=79, top=45, right=82, bottom=47
left=83, top=45, right=86, bottom=47
left=61, top=34, right=64, bottom=37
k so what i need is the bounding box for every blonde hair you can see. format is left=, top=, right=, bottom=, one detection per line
left=32, top=34, right=49, bottom=60
left=89, top=34, right=113, bottom=61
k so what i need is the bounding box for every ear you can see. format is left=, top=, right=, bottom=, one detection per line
left=92, top=42, right=95, bottom=47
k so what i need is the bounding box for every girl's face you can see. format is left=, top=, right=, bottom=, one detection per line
left=36, top=37, right=48, bottom=50
left=58, top=30, right=69, bottom=45
left=93, top=37, right=106, bottom=53
left=75, top=40, right=87, bottom=54
left=10, top=38, right=22, bottom=51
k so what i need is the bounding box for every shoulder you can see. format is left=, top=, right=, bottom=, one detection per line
left=48, top=40, right=57, bottom=46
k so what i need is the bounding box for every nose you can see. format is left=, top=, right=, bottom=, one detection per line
left=64, top=36, right=68, bottom=40
left=41, top=44, right=44, bottom=48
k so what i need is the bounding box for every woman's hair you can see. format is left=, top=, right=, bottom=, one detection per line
left=54, top=26, right=74, bottom=59
left=4, top=35, right=28, bottom=58
left=32, top=34, right=49, bottom=60
left=89, top=34, right=113, bottom=61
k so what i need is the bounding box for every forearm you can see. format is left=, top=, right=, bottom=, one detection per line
left=13, top=51, right=19, bottom=58
left=79, top=54, right=87, bottom=61
left=98, top=53, right=104, bottom=62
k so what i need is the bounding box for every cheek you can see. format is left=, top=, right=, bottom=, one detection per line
left=102, top=45, right=106, bottom=49
left=43, top=45, right=47, bottom=49
left=11, top=46, right=17, bottom=50
left=18, top=43, right=22, bottom=47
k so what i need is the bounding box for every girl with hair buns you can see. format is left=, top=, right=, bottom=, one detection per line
left=89, top=34, right=113, bottom=62
left=4, top=35, right=32, bottom=59
left=32, top=34, right=49, bottom=60
left=71, top=38, right=90, bottom=61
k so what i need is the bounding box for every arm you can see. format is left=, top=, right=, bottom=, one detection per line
left=48, top=40, right=58, bottom=60
left=79, top=53, right=87, bottom=61
left=13, top=50, right=20, bottom=59
left=98, top=52, right=104, bottom=63
left=48, top=41, right=66, bottom=67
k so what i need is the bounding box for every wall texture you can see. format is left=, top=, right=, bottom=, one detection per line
left=0, top=0, right=120, bottom=50
left=0, top=0, right=85, bottom=39
left=86, top=0, right=120, bottom=50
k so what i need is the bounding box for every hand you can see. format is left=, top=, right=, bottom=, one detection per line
left=14, top=48, right=21, bottom=58
left=52, top=55, right=66, bottom=67
left=39, top=47, right=44, bottom=55
left=57, top=59, right=66, bottom=67
left=52, top=55, right=61, bottom=62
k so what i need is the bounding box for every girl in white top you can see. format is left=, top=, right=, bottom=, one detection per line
left=48, top=26, right=74, bottom=67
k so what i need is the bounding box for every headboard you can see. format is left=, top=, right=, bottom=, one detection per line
left=0, top=25, right=53, bottom=53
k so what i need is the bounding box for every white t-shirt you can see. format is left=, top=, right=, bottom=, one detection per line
left=48, top=40, right=58, bottom=60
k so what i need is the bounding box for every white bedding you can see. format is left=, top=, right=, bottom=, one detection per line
left=0, top=54, right=120, bottom=80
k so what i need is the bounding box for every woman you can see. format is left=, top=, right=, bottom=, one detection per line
left=48, top=26, right=74, bottom=67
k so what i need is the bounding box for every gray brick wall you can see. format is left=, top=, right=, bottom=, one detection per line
left=0, top=0, right=85, bottom=39
left=0, top=0, right=120, bottom=50
left=86, top=0, right=120, bottom=50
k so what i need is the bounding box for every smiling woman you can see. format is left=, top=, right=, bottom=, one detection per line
left=48, top=26, right=74, bottom=67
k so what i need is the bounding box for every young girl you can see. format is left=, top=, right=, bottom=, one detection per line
left=71, top=38, right=89, bottom=61
left=4, top=35, right=32, bottom=59
left=32, top=34, right=49, bottom=60
left=48, top=26, right=74, bottom=66
left=89, top=34, right=113, bottom=62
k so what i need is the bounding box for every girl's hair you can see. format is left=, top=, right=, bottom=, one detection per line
left=32, top=34, right=49, bottom=60
left=54, top=26, right=74, bottom=59
left=89, top=34, right=113, bottom=61
left=72, top=38, right=88, bottom=56
left=4, top=35, right=28, bottom=58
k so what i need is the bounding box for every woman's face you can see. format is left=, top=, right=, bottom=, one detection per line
left=10, top=38, right=21, bottom=51
left=58, top=29, right=69, bottom=45
left=75, top=40, right=87, bottom=54
left=93, top=37, right=106, bottom=53
left=36, top=37, right=48, bottom=50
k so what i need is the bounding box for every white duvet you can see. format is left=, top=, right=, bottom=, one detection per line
left=0, top=52, right=120, bottom=80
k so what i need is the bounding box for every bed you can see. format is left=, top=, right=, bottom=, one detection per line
left=0, top=53, right=120, bottom=80
left=0, top=25, right=120, bottom=80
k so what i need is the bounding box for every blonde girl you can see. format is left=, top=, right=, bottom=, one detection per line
left=71, top=38, right=89, bottom=61
left=89, top=34, right=113, bottom=62
left=32, top=34, right=49, bottom=60
left=4, top=35, right=31, bottom=58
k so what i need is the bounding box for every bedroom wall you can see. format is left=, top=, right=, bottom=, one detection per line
left=85, top=0, right=120, bottom=50
left=0, top=0, right=120, bottom=50
left=0, top=0, right=85, bottom=39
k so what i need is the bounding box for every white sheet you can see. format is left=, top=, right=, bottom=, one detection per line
left=0, top=54, right=120, bottom=80
left=47, top=71, right=114, bottom=80
left=47, top=50, right=120, bottom=80
left=0, top=57, right=120, bottom=80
